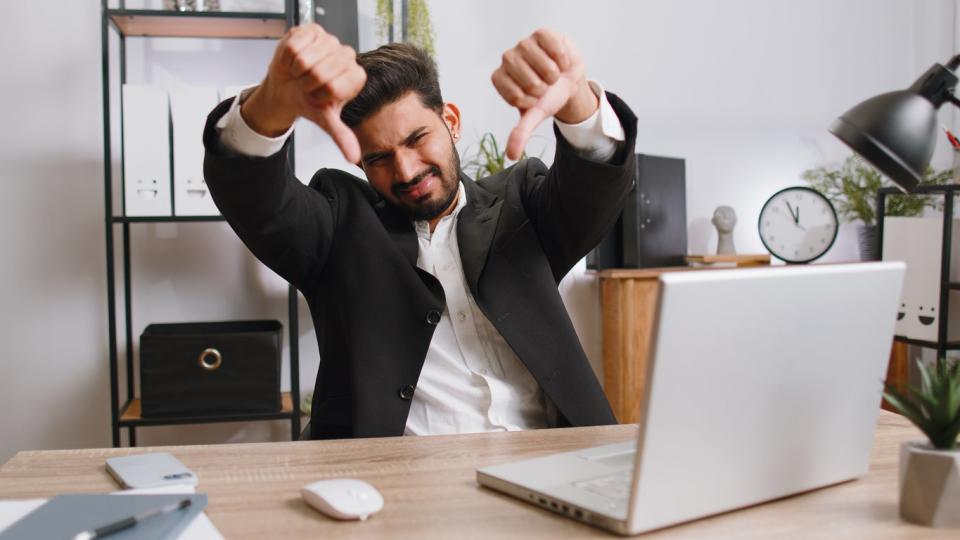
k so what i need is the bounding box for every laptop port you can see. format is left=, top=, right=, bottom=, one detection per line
left=574, top=509, right=583, bottom=519
left=538, top=498, right=547, bottom=505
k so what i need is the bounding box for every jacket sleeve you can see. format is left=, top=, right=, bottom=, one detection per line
left=520, top=91, right=639, bottom=282
left=202, top=98, right=335, bottom=294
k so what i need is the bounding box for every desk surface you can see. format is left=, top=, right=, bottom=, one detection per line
left=0, top=411, right=951, bottom=539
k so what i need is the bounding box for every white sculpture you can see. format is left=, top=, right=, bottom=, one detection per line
left=712, top=205, right=737, bottom=255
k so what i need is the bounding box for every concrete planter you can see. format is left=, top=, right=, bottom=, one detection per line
left=899, top=441, right=960, bottom=528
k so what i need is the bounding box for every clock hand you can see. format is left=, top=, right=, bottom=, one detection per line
left=785, top=200, right=798, bottom=224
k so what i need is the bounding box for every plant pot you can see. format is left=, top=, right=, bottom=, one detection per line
left=857, top=223, right=879, bottom=261
left=899, top=441, right=960, bottom=528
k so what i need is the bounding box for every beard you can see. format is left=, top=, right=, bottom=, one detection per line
left=392, top=141, right=462, bottom=222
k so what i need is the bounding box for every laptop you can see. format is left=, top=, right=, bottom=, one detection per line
left=477, top=262, right=905, bottom=535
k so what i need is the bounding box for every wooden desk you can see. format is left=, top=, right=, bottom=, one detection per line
left=0, top=412, right=950, bottom=538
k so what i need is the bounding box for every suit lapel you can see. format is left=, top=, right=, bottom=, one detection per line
left=458, top=174, right=503, bottom=296
left=375, top=197, right=420, bottom=268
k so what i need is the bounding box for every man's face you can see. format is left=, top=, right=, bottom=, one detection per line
left=354, top=92, right=461, bottom=222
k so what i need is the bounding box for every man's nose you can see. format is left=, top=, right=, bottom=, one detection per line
left=393, top=148, right=422, bottom=184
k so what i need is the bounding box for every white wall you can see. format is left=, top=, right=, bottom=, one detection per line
left=0, top=0, right=957, bottom=462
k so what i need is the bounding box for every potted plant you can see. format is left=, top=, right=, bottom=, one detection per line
left=462, top=132, right=531, bottom=179
left=802, top=155, right=951, bottom=260
left=883, top=355, right=960, bottom=528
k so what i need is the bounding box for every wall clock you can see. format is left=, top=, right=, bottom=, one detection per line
left=758, top=186, right=838, bottom=263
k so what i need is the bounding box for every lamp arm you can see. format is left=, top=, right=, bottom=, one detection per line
left=910, top=55, right=960, bottom=108
left=947, top=54, right=960, bottom=71
left=940, top=54, right=960, bottom=108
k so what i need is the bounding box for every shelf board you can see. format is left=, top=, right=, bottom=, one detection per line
left=111, top=215, right=225, bottom=223
left=119, top=392, right=295, bottom=427
left=893, top=335, right=960, bottom=350
left=108, top=9, right=288, bottom=39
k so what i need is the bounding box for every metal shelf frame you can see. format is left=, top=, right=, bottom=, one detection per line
left=877, top=184, right=960, bottom=359
left=100, top=0, right=302, bottom=447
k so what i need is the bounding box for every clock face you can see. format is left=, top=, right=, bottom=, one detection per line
left=758, top=187, right=838, bottom=263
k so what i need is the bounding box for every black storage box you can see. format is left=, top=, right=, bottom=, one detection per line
left=588, top=154, right=688, bottom=269
left=140, top=320, right=283, bottom=417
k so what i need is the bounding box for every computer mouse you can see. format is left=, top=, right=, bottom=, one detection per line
left=301, top=478, right=384, bottom=521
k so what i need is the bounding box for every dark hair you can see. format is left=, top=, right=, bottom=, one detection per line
left=341, top=42, right=443, bottom=128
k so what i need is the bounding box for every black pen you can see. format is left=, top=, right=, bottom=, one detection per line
left=72, top=498, right=192, bottom=540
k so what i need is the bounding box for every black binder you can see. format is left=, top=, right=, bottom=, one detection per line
left=588, top=154, right=687, bottom=269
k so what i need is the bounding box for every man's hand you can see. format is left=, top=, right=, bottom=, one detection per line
left=242, top=24, right=367, bottom=163
left=491, top=29, right=599, bottom=161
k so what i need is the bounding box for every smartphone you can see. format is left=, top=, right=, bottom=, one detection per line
left=106, top=452, right=198, bottom=489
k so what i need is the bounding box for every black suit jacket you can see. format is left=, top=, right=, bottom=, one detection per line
left=202, top=92, right=638, bottom=439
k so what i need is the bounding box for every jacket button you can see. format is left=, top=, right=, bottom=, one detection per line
left=398, top=385, right=415, bottom=400
left=425, top=310, right=441, bottom=326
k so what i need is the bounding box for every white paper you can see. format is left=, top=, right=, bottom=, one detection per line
left=123, top=84, right=173, bottom=217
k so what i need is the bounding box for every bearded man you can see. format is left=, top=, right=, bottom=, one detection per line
left=203, top=24, right=637, bottom=439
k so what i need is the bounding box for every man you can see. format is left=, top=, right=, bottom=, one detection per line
left=202, top=24, right=638, bottom=439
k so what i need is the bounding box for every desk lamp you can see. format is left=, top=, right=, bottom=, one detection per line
left=830, top=54, right=960, bottom=192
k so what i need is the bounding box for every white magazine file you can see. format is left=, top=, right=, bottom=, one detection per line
left=122, top=84, right=172, bottom=217
left=171, top=86, right=220, bottom=216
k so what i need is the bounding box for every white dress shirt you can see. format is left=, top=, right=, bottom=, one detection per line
left=217, top=81, right=626, bottom=435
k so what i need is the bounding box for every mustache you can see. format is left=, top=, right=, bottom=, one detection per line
left=393, top=165, right=443, bottom=197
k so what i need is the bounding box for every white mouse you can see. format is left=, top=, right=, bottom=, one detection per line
left=301, top=478, right=384, bottom=521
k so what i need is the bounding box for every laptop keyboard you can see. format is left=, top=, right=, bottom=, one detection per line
left=572, top=471, right=632, bottom=501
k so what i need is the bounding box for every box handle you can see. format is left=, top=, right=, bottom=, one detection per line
left=198, top=348, right=222, bottom=371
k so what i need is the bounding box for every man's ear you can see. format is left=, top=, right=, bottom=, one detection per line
left=442, top=102, right=461, bottom=140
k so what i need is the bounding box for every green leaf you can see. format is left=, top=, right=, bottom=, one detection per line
left=918, top=359, right=935, bottom=395
left=463, top=131, right=534, bottom=180
left=883, top=386, right=930, bottom=431
left=936, top=404, right=960, bottom=450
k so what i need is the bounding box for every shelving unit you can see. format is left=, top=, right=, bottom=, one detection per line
left=100, top=1, right=302, bottom=447
left=876, top=184, right=960, bottom=359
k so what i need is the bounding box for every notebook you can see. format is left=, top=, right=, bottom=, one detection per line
left=0, top=493, right=206, bottom=540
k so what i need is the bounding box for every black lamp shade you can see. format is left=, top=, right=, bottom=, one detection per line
left=829, top=90, right=937, bottom=192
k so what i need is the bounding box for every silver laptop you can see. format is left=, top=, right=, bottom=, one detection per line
left=477, top=262, right=905, bottom=535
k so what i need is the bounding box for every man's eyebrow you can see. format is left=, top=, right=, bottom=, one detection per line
left=361, top=150, right=390, bottom=164
left=361, top=126, right=429, bottom=164
left=402, top=126, right=428, bottom=146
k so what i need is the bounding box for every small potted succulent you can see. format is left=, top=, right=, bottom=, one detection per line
left=883, top=355, right=960, bottom=528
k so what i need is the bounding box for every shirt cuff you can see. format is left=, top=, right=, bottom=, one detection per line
left=215, top=85, right=294, bottom=158
left=554, top=80, right=626, bottom=162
